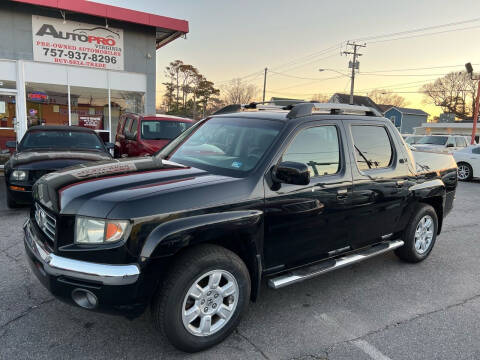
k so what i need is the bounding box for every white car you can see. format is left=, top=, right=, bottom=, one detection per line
left=453, top=145, right=480, bottom=181
left=414, top=135, right=470, bottom=153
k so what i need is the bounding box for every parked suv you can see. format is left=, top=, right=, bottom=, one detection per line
left=24, top=103, right=457, bottom=352
left=414, top=134, right=470, bottom=153
left=114, top=114, right=193, bottom=157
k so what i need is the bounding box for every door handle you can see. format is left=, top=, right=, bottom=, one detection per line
left=337, top=189, right=348, bottom=200
left=396, top=180, right=406, bottom=188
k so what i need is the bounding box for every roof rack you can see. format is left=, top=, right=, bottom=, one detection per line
left=212, top=101, right=382, bottom=118
left=286, top=103, right=382, bottom=118
left=212, top=101, right=299, bottom=115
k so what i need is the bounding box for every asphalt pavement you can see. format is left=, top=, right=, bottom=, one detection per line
left=1, top=177, right=480, bottom=360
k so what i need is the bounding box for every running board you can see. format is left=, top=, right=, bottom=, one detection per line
left=268, top=240, right=404, bottom=289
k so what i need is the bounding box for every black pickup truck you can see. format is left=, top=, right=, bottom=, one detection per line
left=24, top=103, right=457, bottom=352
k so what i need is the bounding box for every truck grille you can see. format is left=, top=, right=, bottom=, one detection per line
left=34, top=203, right=57, bottom=244
left=30, top=170, right=55, bottom=183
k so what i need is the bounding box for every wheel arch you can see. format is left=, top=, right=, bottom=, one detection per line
left=419, top=196, right=444, bottom=234
left=409, top=179, right=446, bottom=235
left=140, top=210, right=264, bottom=301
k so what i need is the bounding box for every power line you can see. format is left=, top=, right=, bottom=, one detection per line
left=352, top=16, right=480, bottom=42
left=269, top=70, right=348, bottom=81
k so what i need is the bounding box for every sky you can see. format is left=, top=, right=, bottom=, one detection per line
left=95, top=0, right=480, bottom=118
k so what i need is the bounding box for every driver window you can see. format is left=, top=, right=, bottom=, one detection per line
left=282, top=126, right=340, bottom=177
left=446, top=137, right=455, bottom=147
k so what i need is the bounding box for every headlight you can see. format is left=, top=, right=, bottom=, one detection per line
left=75, top=217, right=128, bottom=244
left=11, top=170, right=28, bottom=181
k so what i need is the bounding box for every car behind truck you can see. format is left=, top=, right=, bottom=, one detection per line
left=24, top=103, right=457, bottom=352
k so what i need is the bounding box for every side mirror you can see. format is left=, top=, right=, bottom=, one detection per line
left=446, top=143, right=454, bottom=148
left=104, top=142, right=115, bottom=150
left=272, top=161, right=310, bottom=186
left=6, top=141, right=17, bottom=149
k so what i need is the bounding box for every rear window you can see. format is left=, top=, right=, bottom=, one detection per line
left=141, top=120, right=191, bottom=140
left=20, top=130, right=104, bottom=151
left=417, top=136, right=448, bottom=145
left=351, top=125, right=393, bottom=171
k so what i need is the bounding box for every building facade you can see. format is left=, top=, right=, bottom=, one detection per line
left=384, top=107, right=429, bottom=134
left=0, top=0, right=188, bottom=166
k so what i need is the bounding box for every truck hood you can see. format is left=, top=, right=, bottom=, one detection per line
left=412, top=149, right=457, bottom=175
left=33, top=157, right=248, bottom=218
left=9, top=149, right=111, bottom=169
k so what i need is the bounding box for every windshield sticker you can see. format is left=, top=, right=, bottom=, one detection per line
left=231, top=161, right=242, bottom=169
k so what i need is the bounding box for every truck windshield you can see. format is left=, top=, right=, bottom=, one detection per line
left=159, top=117, right=283, bottom=174
left=141, top=120, right=192, bottom=140
left=20, top=130, right=104, bottom=151
left=417, top=136, right=448, bottom=145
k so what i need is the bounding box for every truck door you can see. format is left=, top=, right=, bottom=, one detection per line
left=263, top=121, right=353, bottom=270
left=344, top=120, right=411, bottom=249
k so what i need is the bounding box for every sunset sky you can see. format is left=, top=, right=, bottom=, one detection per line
left=97, top=0, right=480, bottom=118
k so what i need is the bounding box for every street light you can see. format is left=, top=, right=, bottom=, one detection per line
left=318, top=68, right=349, bottom=77
left=465, top=62, right=480, bottom=145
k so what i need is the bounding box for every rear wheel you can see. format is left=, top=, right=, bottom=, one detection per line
left=395, top=204, right=438, bottom=263
left=152, top=244, right=251, bottom=352
left=457, top=162, right=473, bottom=181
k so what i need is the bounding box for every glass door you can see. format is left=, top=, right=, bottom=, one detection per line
left=0, top=93, right=17, bottom=167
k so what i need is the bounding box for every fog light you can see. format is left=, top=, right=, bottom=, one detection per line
left=10, top=185, right=26, bottom=191
left=72, top=289, right=98, bottom=309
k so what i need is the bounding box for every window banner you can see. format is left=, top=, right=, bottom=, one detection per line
left=32, top=15, right=124, bottom=71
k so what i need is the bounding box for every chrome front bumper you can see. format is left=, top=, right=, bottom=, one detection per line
left=24, top=219, right=140, bottom=286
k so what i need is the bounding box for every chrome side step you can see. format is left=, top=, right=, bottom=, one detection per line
left=267, top=240, right=404, bottom=289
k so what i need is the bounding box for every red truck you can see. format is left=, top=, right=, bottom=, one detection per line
left=114, top=114, right=193, bottom=158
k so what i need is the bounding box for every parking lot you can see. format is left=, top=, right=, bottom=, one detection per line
left=1, top=178, right=480, bottom=360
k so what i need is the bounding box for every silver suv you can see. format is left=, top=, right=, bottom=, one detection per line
left=414, top=135, right=470, bottom=153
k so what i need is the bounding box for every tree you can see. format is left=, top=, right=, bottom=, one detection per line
left=422, top=72, right=477, bottom=120
left=221, top=79, right=258, bottom=104
left=309, top=93, right=330, bottom=103
left=367, top=89, right=408, bottom=107
left=163, top=60, right=184, bottom=111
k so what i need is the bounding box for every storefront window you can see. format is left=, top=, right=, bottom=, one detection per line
left=25, top=83, right=69, bottom=128
left=0, top=80, right=16, bottom=90
left=0, top=93, right=16, bottom=166
left=110, top=90, right=145, bottom=140
left=70, top=86, right=109, bottom=141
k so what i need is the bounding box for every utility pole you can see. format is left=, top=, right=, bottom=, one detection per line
left=343, top=42, right=366, bottom=105
left=465, top=63, right=480, bottom=144
left=262, top=67, right=268, bottom=102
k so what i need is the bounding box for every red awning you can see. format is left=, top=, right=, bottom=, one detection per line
left=10, top=0, right=189, bottom=48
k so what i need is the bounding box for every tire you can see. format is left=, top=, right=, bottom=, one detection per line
left=457, top=162, right=473, bottom=181
left=395, top=204, right=438, bottom=263
left=152, top=244, right=251, bottom=352
left=6, top=188, right=19, bottom=209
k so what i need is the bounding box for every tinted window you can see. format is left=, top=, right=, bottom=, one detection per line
left=165, top=117, right=282, bottom=173
left=472, top=147, right=480, bottom=154
left=131, top=119, right=138, bottom=137
left=352, top=125, right=393, bottom=171
left=455, top=137, right=467, bottom=147
left=418, top=136, right=448, bottom=145
left=141, top=120, right=191, bottom=140
left=20, top=130, right=104, bottom=151
left=122, top=118, right=132, bottom=135
left=282, top=126, right=340, bottom=177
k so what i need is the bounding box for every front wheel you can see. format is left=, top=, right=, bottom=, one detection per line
left=457, top=162, right=473, bottom=181
left=395, top=204, right=438, bottom=263
left=152, top=244, right=251, bottom=352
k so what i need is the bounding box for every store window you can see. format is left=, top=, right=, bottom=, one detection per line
left=70, top=86, right=109, bottom=141
left=25, top=83, right=69, bottom=128
left=0, top=92, right=16, bottom=166
left=110, top=90, right=145, bottom=141
left=0, top=80, right=16, bottom=90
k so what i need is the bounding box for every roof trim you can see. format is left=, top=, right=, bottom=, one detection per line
left=10, top=0, right=189, bottom=47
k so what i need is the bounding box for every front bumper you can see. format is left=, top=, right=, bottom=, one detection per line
left=24, top=219, right=146, bottom=315
left=7, top=184, right=33, bottom=204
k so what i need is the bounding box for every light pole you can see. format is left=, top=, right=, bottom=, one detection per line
left=465, top=62, right=480, bottom=145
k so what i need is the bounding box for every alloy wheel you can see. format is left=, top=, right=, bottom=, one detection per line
left=414, top=215, right=434, bottom=255
left=457, top=164, right=470, bottom=180
left=181, top=270, right=239, bottom=337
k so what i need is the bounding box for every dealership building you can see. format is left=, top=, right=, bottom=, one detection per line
left=0, top=0, right=188, bottom=165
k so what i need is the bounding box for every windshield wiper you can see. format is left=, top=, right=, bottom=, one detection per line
left=354, top=145, right=373, bottom=169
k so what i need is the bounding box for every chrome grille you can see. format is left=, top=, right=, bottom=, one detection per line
left=34, top=203, right=56, bottom=243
